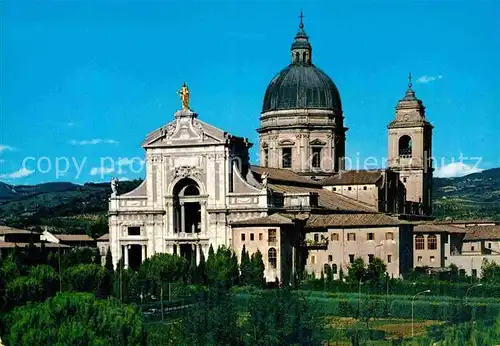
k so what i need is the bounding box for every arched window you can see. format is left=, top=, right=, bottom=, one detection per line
left=172, top=178, right=201, bottom=234
left=324, top=263, right=331, bottom=273
left=303, top=52, right=307, bottom=63
left=295, top=52, right=300, bottom=63
left=268, top=248, right=277, bottom=269
left=427, top=234, right=437, bottom=250
left=399, top=135, right=412, bottom=157
left=332, top=264, right=338, bottom=274
left=415, top=235, right=425, bottom=250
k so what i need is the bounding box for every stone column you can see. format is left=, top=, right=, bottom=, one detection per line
left=200, top=201, right=206, bottom=234
left=180, top=202, right=186, bottom=233
left=167, top=201, right=174, bottom=235
left=124, top=245, right=130, bottom=269
left=141, top=245, right=146, bottom=262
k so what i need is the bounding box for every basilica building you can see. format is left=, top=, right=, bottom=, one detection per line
left=108, top=17, right=433, bottom=282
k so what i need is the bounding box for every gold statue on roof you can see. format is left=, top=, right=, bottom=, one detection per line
left=177, top=82, right=190, bottom=109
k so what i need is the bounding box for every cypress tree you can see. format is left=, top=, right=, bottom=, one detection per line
left=187, top=254, right=197, bottom=284
left=240, top=245, right=251, bottom=286
left=196, top=248, right=207, bottom=285
left=250, top=250, right=265, bottom=287
left=230, top=251, right=239, bottom=286
left=104, top=248, right=114, bottom=272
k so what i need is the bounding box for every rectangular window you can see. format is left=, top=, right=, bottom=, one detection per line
left=250, top=233, right=254, bottom=241
left=387, top=254, right=392, bottom=263
left=268, top=229, right=277, bottom=243
left=311, top=255, right=316, bottom=264
left=348, top=187, right=352, bottom=191
left=386, top=232, right=394, bottom=240
left=489, top=243, right=492, bottom=249
left=363, top=186, right=367, bottom=190
left=282, top=147, right=292, bottom=168
left=328, top=255, right=333, bottom=262
left=333, top=187, right=337, bottom=191
left=128, top=226, right=141, bottom=236
left=472, top=269, right=477, bottom=277
left=347, top=233, right=356, bottom=241
left=367, top=233, right=375, bottom=241
left=263, top=149, right=268, bottom=167
left=259, top=233, right=263, bottom=241
left=331, top=233, right=339, bottom=241
left=312, top=147, right=321, bottom=168
left=471, top=246, right=475, bottom=251
left=430, top=256, right=435, bottom=263
left=417, top=256, right=422, bottom=263
left=368, top=254, right=374, bottom=263
left=349, top=254, right=355, bottom=264
left=314, top=233, right=319, bottom=242
left=241, top=233, right=245, bottom=241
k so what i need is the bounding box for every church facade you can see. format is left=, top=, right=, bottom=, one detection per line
left=108, top=17, right=433, bottom=282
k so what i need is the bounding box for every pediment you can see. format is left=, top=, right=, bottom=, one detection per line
left=310, top=139, right=326, bottom=146
left=142, top=117, right=227, bottom=147
left=278, top=139, right=295, bottom=146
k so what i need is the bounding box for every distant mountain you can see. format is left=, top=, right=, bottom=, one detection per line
left=433, top=168, right=500, bottom=220
left=0, top=181, right=80, bottom=203
left=0, top=180, right=142, bottom=233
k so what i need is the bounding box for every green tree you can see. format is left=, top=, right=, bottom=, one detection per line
left=5, top=277, right=45, bottom=309
left=196, top=248, right=207, bottom=285
left=366, top=257, right=387, bottom=282
left=187, top=254, right=197, bottom=284
left=348, top=257, right=366, bottom=283
left=63, top=263, right=106, bottom=293
left=178, top=288, right=241, bottom=345
left=481, top=259, right=500, bottom=284
left=104, top=247, right=114, bottom=272
left=245, top=289, right=320, bottom=345
left=139, top=253, right=187, bottom=319
left=240, top=245, right=251, bottom=286
left=206, top=246, right=239, bottom=288
left=249, top=250, right=265, bottom=287
left=4, top=292, right=145, bottom=345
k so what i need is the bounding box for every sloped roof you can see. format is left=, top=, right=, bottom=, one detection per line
left=230, top=213, right=294, bottom=226
left=413, top=224, right=466, bottom=234
left=250, top=166, right=320, bottom=186
left=268, top=183, right=376, bottom=212
left=0, top=242, right=69, bottom=248
left=97, top=233, right=109, bottom=241
left=305, top=213, right=400, bottom=228
left=0, top=226, right=34, bottom=236
left=55, top=234, right=94, bottom=242
left=463, top=225, right=500, bottom=241
left=321, top=170, right=383, bottom=186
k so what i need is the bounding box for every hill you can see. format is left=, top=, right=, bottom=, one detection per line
left=0, top=180, right=142, bottom=235
left=433, top=167, right=500, bottom=220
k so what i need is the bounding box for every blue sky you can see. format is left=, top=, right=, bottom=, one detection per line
left=1, top=0, right=499, bottom=184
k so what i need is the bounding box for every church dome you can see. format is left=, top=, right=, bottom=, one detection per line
left=262, top=18, right=342, bottom=113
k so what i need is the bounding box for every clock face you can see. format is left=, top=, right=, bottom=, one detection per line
left=403, top=113, right=411, bottom=121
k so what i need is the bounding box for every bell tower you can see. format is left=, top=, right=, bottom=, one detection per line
left=387, top=74, right=433, bottom=215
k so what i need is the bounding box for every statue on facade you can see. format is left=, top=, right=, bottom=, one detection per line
left=262, top=171, right=269, bottom=188
left=177, top=82, right=190, bottom=109
left=111, top=177, right=118, bottom=197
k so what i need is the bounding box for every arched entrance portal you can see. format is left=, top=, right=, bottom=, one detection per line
left=173, top=178, right=202, bottom=234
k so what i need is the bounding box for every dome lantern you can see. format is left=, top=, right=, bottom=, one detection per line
left=291, top=11, right=312, bottom=65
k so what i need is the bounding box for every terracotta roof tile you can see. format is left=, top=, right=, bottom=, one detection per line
left=230, top=213, right=294, bottom=226
left=0, top=226, right=34, bottom=236
left=463, top=225, right=500, bottom=241
left=305, top=213, right=400, bottom=228
left=55, top=234, right=94, bottom=242
left=250, top=166, right=320, bottom=186
left=268, top=183, right=376, bottom=212
left=0, top=242, right=69, bottom=248
left=321, top=170, right=383, bottom=186
left=413, top=224, right=466, bottom=234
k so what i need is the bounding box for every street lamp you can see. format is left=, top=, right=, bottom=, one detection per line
left=465, top=283, right=483, bottom=305
left=412, top=290, right=431, bottom=338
